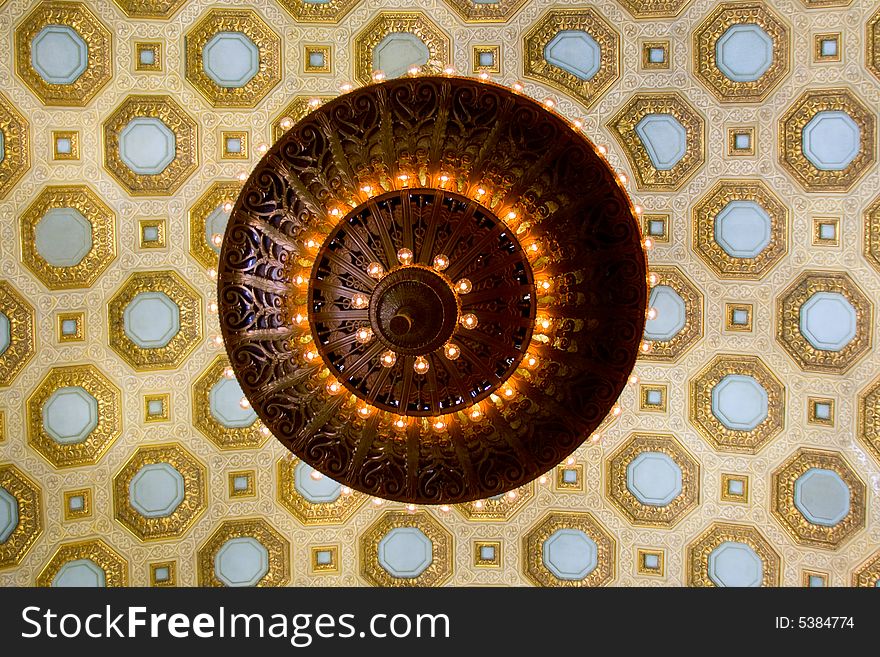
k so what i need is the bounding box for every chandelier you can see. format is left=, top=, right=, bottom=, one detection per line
left=218, top=75, right=648, bottom=504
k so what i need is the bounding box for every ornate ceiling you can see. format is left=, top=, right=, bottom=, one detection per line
left=1, top=0, right=879, bottom=587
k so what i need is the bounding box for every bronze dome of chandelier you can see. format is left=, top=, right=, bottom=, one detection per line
left=218, top=74, right=649, bottom=504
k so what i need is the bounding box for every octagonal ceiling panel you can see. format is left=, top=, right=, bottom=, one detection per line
left=0, top=281, right=36, bottom=388
left=361, top=512, right=452, bottom=586
left=0, top=92, right=30, bottom=200
left=37, top=538, right=128, bottom=587
left=197, top=519, right=289, bottom=587
left=354, top=12, right=450, bottom=84
left=687, top=523, right=779, bottom=587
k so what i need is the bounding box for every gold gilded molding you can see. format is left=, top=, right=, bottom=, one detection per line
left=442, top=0, right=529, bottom=23
left=690, top=354, right=785, bottom=454
left=272, top=96, right=334, bottom=143
left=52, top=130, right=79, bottom=160
left=523, top=8, right=619, bottom=110
left=14, top=1, right=112, bottom=107
left=869, top=9, right=880, bottom=81
left=616, top=0, right=693, bottom=19
left=720, top=473, right=749, bottom=503
left=639, top=266, right=703, bottom=362
left=800, top=0, right=851, bottom=6
left=523, top=511, right=616, bottom=587
left=0, top=91, right=30, bottom=200
left=778, top=88, right=875, bottom=192
left=606, top=93, right=704, bottom=191
left=56, top=311, right=84, bottom=344
left=354, top=12, right=451, bottom=85
left=150, top=560, right=176, bottom=586
left=0, top=281, right=37, bottom=388
left=197, top=518, right=290, bottom=587
left=304, top=45, right=331, bottom=74
left=112, top=0, right=186, bottom=19
left=864, top=196, right=880, bottom=274
left=776, top=271, right=872, bottom=374
left=692, top=180, right=788, bottom=280
left=454, top=483, right=534, bottom=521
left=62, top=487, right=91, bottom=520
left=277, top=0, right=360, bottom=24
left=107, top=270, right=202, bottom=372
left=360, top=511, right=453, bottom=587
left=185, top=9, right=281, bottom=109
left=0, top=464, right=43, bottom=569
left=851, top=551, right=880, bottom=587
left=472, top=46, right=501, bottom=74
left=134, top=42, right=162, bottom=72
left=693, top=2, right=790, bottom=103
left=636, top=549, right=664, bottom=576
left=102, top=95, right=198, bottom=197
left=26, top=364, right=121, bottom=469
left=771, top=448, right=865, bottom=550
left=311, top=545, right=339, bottom=573
left=193, top=355, right=267, bottom=450
left=36, top=538, right=128, bottom=586
left=188, top=182, right=240, bottom=270
left=19, top=185, right=117, bottom=290
left=474, top=540, right=501, bottom=568
left=687, top=522, right=780, bottom=587
left=605, top=432, right=700, bottom=527
left=277, top=457, right=367, bottom=525
left=857, top=373, right=880, bottom=466
left=113, top=443, right=207, bottom=542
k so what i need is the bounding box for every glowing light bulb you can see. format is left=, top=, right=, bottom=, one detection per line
left=432, top=254, right=449, bottom=271
left=439, top=174, right=449, bottom=184
left=304, top=349, right=318, bottom=362
left=305, top=238, right=318, bottom=249
left=478, top=72, right=489, bottom=81
left=408, top=66, right=420, bottom=76
left=308, top=97, right=321, bottom=108
left=293, top=274, right=305, bottom=287
left=573, top=119, right=583, bottom=129
left=539, top=475, right=548, bottom=485
left=367, top=262, right=384, bottom=279
left=634, top=205, right=643, bottom=215
left=640, top=341, right=652, bottom=354
left=406, top=503, right=417, bottom=512
left=647, top=307, right=657, bottom=320
left=351, top=293, right=369, bottom=309
left=507, top=490, right=517, bottom=499
left=341, top=486, right=352, bottom=495
left=280, top=117, right=293, bottom=129
left=475, top=187, right=486, bottom=196
left=469, top=407, right=483, bottom=421
left=643, top=238, right=654, bottom=250
left=223, top=367, right=235, bottom=379
left=397, top=248, right=413, bottom=265
left=310, top=470, right=323, bottom=480
left=208, top=301, right=218, bottom=313
left=380, top=351, right=397, bottom=368
left=543, top=98, right=555, bottom=108
left=211, top=334, right=223, bottom=346
left=528, top=242, right=540, bottom=254
left=629, top=374, right=640, bottom=385
left=506, top=211, right=517, bottom=221
left=566, top=456, right=575, bottom=466
left=398, top=174, right=409, bottom=184
left=503, top=387, right=515, bottom=399
left=394, top=417, right=406, bottom=430
left=361, top=185, right=372, bottom=195
left=208, top=268, right=217, bottom=280
left=539, top=280, right=551, bottom=291
left=433, top=419, right=446, bottom=432
left=358, top=405, right=372, bottom=418
left=619, top=173, right=628, bottom=185
left=526, top=355, right=538, bottom=368
left=413, top=356, right=430, bottom=374
left=372, top=497, right=383, bottom=506
left=648, top=272, right=659, bottom=286
left=211, top=233, right=223, bottom=248
left=539, top=317, right=552, bottom=330
left=372, top=70, right=385, bottom=81
left=612, top=404, right=622, bottom=417
left=512, top=82, right=523, bottom=92
left=339, top=83, right=353, bottom=93
left=223, top=201, right=233, bottom=213
left=237, top=172, right=248, bottom=182
left=474, top=500, right=484, bottom=509
left=326, top=380, right=342, bottom=394
left=294, top=312, right=306, bottom=325
left=257, top=142, right=269, bottom=154
left=440, top=504, right=450, bottom=512
left=597, top=144, right=607, bottom=155
left=443, top=66, right=455, bottom=75
left=239, top=397, right=251, bottom=409
left=455, top=279, right=472, bottom=294
left=443, top=342, right=460, bottom=360
left=260, top=425, right=270, bottom=436
left=461, top=313, right=478, bottom=329
left=356, top=327, right=373, bottom=343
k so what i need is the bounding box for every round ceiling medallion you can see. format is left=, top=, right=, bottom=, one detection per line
left=219, top=75, right=647, bottom=504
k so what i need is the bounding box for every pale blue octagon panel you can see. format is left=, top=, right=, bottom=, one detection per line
left=798, top=291, right=857, bottom=352
left=372, top=32, right=430, bottom=79
left=118, top=117, right=176, bottom=175
left=794, top=468, right=850, bottom=527
left=42, top=385, right=99, bottom=444
left=626, top=452, right=683, bottom=506
left=52, top=559, right=106, bottom=587
left=209, top=377, right=257, bottom=428
left=31, top=25, right=89, bottom=85
left=714, top=200, right=771, bottom=259
left=205, top=204, right=231, bottom=254
left=202, top=32, right=260, bottom=88
left=0, top=312, right=10, bottom=356
left=377, top=527, right=433, bottom=578
left=802, top=111, right=861, bottom=171
left=129, top=462, right=186, bottom=518
left=542, top=528, right=597, bottom=580
left=711, top=374, right=768, bottom=431
left=0, top=486, right=19, bottom=543
left=708, top=541, right=762, bottom=587
left=214, top=537, right=269, bottom=587
left=544, top=30, right=601, bottom=81
left=294, top=461, right=342, bottom=504
left=0, top=130, right=5, bottom=162
left=643, top=285, right=686, bottom=341
left=122, top=291, right=180, bottom=348
left=634, top=114, right=687, bottom=170
left=34, top=207, right=93, bottom=267
left=715, top=23, right=773, bottom=83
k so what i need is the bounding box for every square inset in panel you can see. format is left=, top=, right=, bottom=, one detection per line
left=721, top=473, right=749, bottom=503
left=812, top=216, right=839, bottom=247
left=472, top=45, right=501, bottom=74
left=725, top=303, right=753, bottom=332
left=304, top=45, right=332, bottom=73
left=555, top=463, right=584, bottom=491
left=808, top=397, right=834, bottom=427
left=311, top=545, right=339, bottom=573
left=814, top=33, right=841, bottom=62
left=150, top=561, right=176, bottom=587
left=135, top=42, right=162, bottom=72
left=228, top=470, right=256, bottom=498
left=636, top=549, right=665, bottom=576
left=52, top=130, right=79, bottom=161
left=641, top=41, right=670, bottom=70
left=57, top=311, right=85, bottom=343
left=144, top=393, right=170, bottom=423
left=63, top=488, right=92, bottom=520
left=474, top=540, right=501, bottom=568
left=803, top=570, right=829, bottom=587
left=727, top=127, right=755, bottom=156
left=639, top=384, right=668, bottom=412
left=641, top=213, right=669, bottom=243
left=138, top=218, right=166, bottom=249
left=221, top=131, right=249, bottom=160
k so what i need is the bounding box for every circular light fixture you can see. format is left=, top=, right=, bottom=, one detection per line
left=218, top=76, right=647, bottom=504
